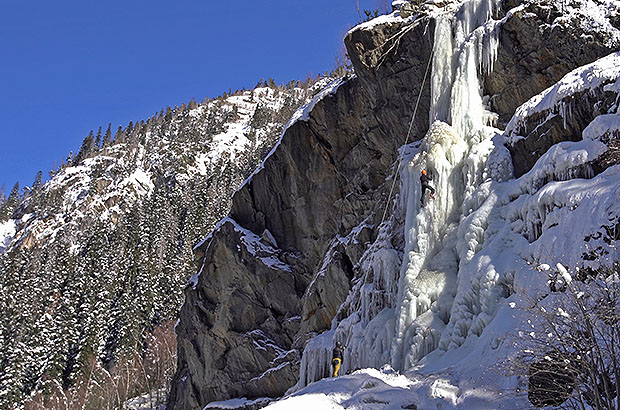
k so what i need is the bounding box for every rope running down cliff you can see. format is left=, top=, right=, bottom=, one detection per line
left=379, top=29, right=434, bottom=226
left=348, top=20, right=435, bottom=317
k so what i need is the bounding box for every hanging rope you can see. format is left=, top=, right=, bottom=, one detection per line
left=378, top=42, right=434, bottom=227
left=348, top=32, right=435, bottom=317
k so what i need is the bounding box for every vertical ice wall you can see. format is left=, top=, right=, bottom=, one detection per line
left=297, top=0, right=504, bottom=386
left=392, top=0, right=501, bottom=371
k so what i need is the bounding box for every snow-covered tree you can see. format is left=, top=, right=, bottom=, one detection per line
left=514, top=264, right=620, bottom=409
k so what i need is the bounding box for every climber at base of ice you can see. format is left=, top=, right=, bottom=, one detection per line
left=420, top=169, right=435, bottom=207
left=332, top=341, right=345, bottom=377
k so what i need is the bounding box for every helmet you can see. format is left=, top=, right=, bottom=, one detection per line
left=336, top=341, right=342, bottom=347
left=421, top=169, right=427, bottom=175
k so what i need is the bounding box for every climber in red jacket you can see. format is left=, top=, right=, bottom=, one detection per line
left=420, top=169, right=435, bottom=207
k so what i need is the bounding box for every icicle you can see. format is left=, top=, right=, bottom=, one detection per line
left=429, top=15, right=454, bottom=125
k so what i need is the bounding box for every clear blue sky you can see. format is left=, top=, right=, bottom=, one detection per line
left=0, top=0, right=382, bottom=196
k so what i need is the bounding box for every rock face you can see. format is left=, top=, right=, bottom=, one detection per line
left=167, top=12, right=439, bottom=407
left=346, top=16, right=434, bottom=141
left=168, top=71, right=418, bottom=408
left=487, top=0, right=619, bottom=176
left=168, top=1, right=619, bottom=408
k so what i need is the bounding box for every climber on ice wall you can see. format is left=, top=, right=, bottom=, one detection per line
left=420, top=169, right=435, bottom=207
left=332, top=341, right=345, bottom=377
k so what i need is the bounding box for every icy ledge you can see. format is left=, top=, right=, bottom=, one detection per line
left=506, top=51, right=620, bottom=141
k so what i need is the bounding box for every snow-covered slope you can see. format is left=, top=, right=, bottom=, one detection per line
left=0, top=76, right=342, bottom=408
left=2, top=85, right=316, bottom=254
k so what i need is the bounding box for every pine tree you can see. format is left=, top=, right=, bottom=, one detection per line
left=114, top=125, right=124, bottom=144
left=126, top=121, right=134, bottom=138
left=75, top=131, right=95, bottom=164
left=32, top=170, right=43, bottom=191
left=0, top=182, right=20, bottom=220
left=95, top=126, right=102, bottom=149
left=102, top=123, right=112, bottom=148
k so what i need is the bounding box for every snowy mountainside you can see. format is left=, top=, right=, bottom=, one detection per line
left=3, top=83, right=324, bottom=254
left=0, top=75, right=342, bottom=408
left=168, top=0, right=620, bottom=409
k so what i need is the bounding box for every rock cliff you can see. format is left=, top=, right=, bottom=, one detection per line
left=168, top=73, right=407, bottom=408
left=168, top=1, right=620, bottom=408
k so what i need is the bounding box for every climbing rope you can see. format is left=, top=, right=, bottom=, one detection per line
left=379, top=40, right=435, bottom=227
left=348, top=27, right=436, bottom=318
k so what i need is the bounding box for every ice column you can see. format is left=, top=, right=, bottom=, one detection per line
left=391, top=0, right=501, bottom=371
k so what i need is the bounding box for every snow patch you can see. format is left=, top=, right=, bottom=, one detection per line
left=349, top=12, right=413, bottom=35
left=204, top=397, right=272, bottom=410
left=0, top=219, right=16, bottom=254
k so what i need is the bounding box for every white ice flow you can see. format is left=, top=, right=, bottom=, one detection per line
left=286, top=0, right=620, bottom=408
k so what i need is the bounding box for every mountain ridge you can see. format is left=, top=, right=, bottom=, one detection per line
left=0, top=73, right=346, bottom=408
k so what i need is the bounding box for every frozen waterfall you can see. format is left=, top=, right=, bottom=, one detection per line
left=297, top=0, right=506, bottom=385
left=392, top=0, right=501, bottom=371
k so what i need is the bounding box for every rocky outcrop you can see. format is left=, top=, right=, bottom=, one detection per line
left=345, top=16, right=434, bottom=142
left=168, top=72, right=414, bottom=408
left=168, top=220, right=304, bottom=408
left=487, top=0, right=619, bottom=176
left=167, top=12, right=438, bottom=408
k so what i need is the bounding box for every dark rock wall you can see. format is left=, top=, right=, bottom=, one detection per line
left=346, top=17, right=435, bottom=142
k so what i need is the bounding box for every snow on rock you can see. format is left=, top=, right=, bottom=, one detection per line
left=553, top=0, right=620, bottom=47
left=348, top=11, right=413, bottom=35
left=7, top=81, right=325, bottom=253
left=119, top=167, right=154, bottom=197
left=189, top=217, right=291, bottom=290
left=203, top=397, right=272, bottom=410
left=231, top=218, right=292, bottom=272
left=124, top=388, right=167, bottom=410
left=583, top=113, right=620, bottom=140
left=515, top=139, right=606, bottom=196
left=285, top=78, right=344, bottom=129
left=0, top=219, right=16, bottom=254
left=506, top=51, right=620, bottom=141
